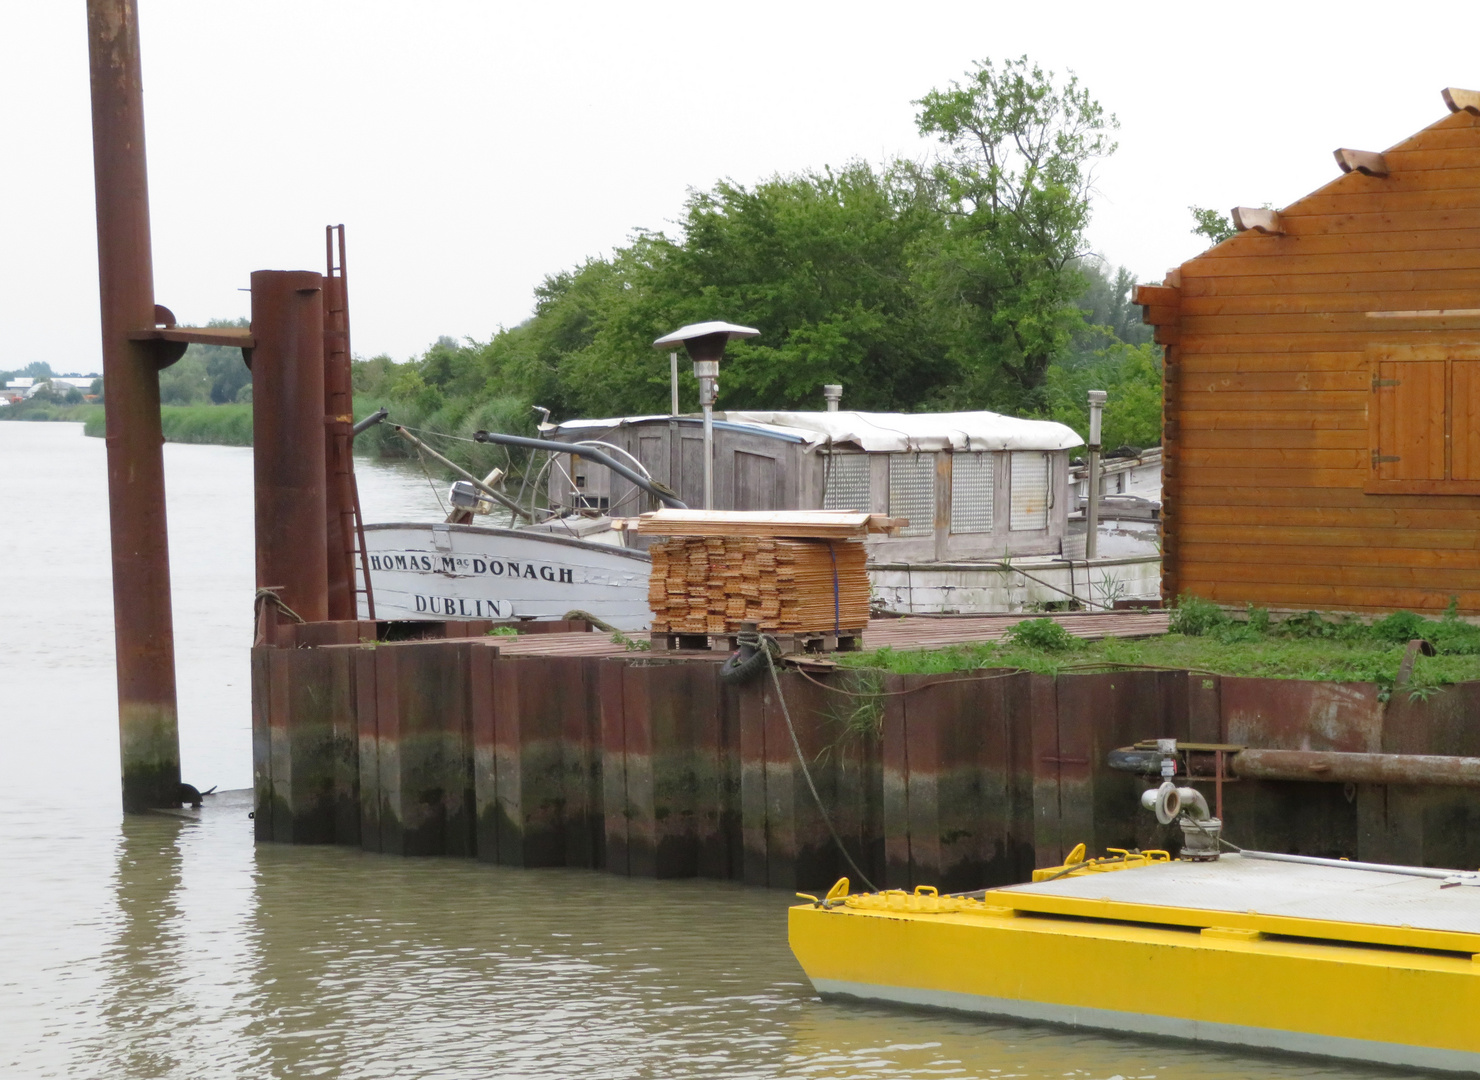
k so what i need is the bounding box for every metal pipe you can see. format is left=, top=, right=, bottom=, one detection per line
left=352, top=406, right=388, bottom=436
left=1238, top=849, right=1477, bottom=882
left=393, top=425, right=531, bottom=521
left=823, top=384, right=842, bottom=411
left=1232, top=748, right=1480, bottom=787
left=251, top=270, right=330, bottom=623
left=473, top=429, right=688, bottom=509
left=87, top=0, right=181, bottom=811
left=1085, top=389, right=1106, bottom=561
left=702, top=402, right=715, bottom=509
left=670, top=351, right=680, bottom=416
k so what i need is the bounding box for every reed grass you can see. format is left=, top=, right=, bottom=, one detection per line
left=77, top=404, right=254, bottom=445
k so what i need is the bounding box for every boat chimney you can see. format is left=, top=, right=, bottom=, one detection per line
left=823, top=384, right=843, bottom=412
left=1085, top=389, right=1107, bottom=562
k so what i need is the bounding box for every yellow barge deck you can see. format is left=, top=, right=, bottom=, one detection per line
left=789, top=853, right=1480, bottom=1073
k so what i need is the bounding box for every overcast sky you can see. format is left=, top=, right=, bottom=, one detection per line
left=3, top=0, right=1470, bottom=375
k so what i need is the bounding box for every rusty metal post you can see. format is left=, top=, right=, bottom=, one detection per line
left=323, top=227, right=357, bottom=620
left=86, top=0, right=181, bottom=811
left=251, top=271, right=330, bottom=623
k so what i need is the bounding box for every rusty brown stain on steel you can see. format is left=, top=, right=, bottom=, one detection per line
left=87, top=0, right=181, bottom=811
left=1233, top=748, right=1480, bottom=787
left=251, top=270, right=330, bottom=622
left=1221, top=677, right=1384, bottom=754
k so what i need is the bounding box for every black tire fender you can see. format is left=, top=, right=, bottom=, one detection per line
left=719, top=644, right=770, bottom=685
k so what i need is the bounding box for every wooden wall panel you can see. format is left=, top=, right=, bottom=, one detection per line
left=1183, top=268, right=1480, bottom=298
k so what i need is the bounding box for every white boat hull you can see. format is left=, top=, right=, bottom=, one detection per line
left=359, top=522, right=653, bottom=631
left=362, top=522, right=1162, bottom=628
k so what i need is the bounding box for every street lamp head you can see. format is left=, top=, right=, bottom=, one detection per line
left=652, top=321, right=760, bottom=363
left=653, top=321, right=759, bottom=410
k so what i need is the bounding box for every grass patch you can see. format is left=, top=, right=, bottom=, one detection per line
left=840, top=602, right=1480, bottom=698
left=78, top=403, right=254, bottom=445
left=0, top=402, right=102, bottom=424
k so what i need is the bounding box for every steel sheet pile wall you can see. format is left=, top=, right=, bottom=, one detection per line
left=252, top=642, right=1480, bottom=886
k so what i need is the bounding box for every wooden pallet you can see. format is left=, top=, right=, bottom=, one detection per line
left=648, top=628, right=865, bottom=655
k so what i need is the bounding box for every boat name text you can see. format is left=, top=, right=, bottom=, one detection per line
left=368, top=553, right=574, bottom=583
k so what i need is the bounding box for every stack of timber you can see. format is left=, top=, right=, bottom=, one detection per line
left=630, top=511, right=898, bottom=647
left=647, top=536, right=870, bottom=635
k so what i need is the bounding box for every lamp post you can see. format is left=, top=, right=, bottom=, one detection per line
left=1085, top=389, right=1107, bottom=561
left=652, top=321, right=759, bottom=509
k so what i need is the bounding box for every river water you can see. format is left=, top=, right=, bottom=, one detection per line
left=0, top=422, right=1391, bottom=1079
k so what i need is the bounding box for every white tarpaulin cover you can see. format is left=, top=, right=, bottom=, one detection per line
left=722, top=410, right=1083, bottom=452
left=552, top=410, right=1083, bottom=453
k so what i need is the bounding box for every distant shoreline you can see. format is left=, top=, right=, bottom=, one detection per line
left=0, top=403, right=253, bottom=446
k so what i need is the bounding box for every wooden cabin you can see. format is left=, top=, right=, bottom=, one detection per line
left=1140, top=88, right=1480, bottom=614
left=546, top=410, right=1082, bottom=562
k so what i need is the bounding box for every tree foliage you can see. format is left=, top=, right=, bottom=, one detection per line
left=156, top=318, right=252, bottom=405
left=911, top=56, right=1119, bottom=409
left=352, top=56, right=1161, bottom=468
left=1189, top=206, right=1235, bottom=246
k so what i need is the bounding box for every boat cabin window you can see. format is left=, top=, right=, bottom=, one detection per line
left=1009, top=452, right=1050, bottom=531
left=823, top=453, right=872, bottom=512
left=888, top=453, right=935, bottom=537
left=950, top=452, right=995, bottom=533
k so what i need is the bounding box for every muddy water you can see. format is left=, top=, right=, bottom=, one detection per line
left=0, top=423, right=1394, bottom=1078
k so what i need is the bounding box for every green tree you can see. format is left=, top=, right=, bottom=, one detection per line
left=201, top=318, right=252, bottom=403
left=1044, top=341, right=1162, bottom=449
left=912, top=56, right=1118, bottom=411
left=553, top=164, right=952, bottom=416
left=1073, top=262, right=1151, bottom=349
left=1190, top=206, right=1235, bottom=246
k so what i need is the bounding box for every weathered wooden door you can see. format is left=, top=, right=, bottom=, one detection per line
left=733, top=451, right=778, bottom=511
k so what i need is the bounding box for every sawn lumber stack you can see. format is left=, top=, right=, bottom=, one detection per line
left=633, top=511, right=892, bottom=635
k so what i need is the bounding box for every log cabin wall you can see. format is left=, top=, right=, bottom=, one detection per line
left=1141, top=98, right=1480, bottom=614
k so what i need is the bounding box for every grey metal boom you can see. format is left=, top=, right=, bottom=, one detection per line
left=473, top=429, right=688, bottom=510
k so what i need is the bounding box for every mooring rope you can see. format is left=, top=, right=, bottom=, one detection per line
left=412, top=445, right=450, bottom=516
left=827, top=541, right=840, bottom=635
left=760, top=640, right=879, bottom=893
left=254, top=587, right=306, bottom=625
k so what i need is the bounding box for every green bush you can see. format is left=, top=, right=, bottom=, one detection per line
left=1005, top=617, right=1077, bottom=651
left=1369, top=610, right=1429, bottom=645
left=1168, top=595, right=1228, bottom=637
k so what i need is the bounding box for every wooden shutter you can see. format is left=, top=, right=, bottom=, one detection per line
left=1452, top=361, right=1480, bottom=480
left=1373, top=359, right=1445, bottom=481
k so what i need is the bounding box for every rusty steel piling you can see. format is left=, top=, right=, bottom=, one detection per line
left=86, top=0, right=181, bottom=811
left=323, top=226, right=359, bottom=620
left=250, top=271, right=330, bottom=623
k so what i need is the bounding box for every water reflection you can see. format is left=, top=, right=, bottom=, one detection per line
left=93, top=817, right=189, bottom=1078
